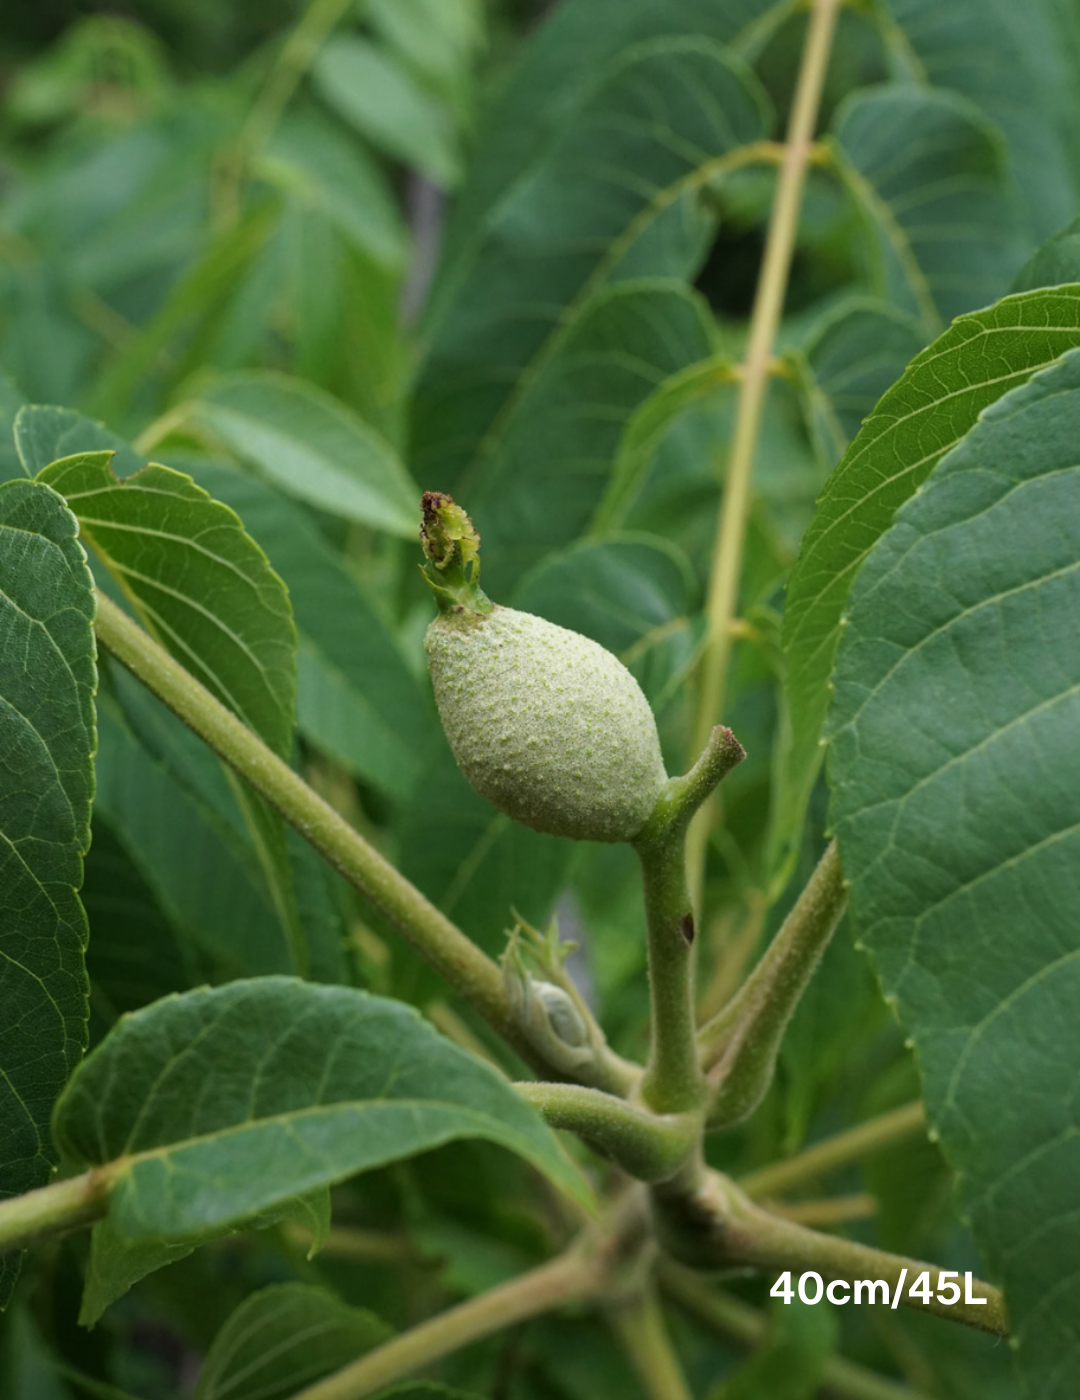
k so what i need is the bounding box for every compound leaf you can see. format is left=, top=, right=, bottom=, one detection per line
left=412, top=37, right=770, bottom=491
left=831, top=84, right=1025, bottom=334
left=453, top=280, right=716, bottom=597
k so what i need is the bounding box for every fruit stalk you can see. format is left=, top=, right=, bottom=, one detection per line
left=634, top=727, right=746, bottom=1115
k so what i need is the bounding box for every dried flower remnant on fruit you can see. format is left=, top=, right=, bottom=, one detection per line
left=419, top=491, right=492, bottom=615
left=420, top=491, right=480, bottom=571
left=420, top=492, right=668, bottom=843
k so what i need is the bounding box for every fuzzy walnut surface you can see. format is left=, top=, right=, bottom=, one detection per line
left=425, top=604, right=667, bottom=843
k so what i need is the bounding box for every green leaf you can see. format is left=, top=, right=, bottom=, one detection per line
left=14, top=405, right=142, bottom=479
left=827, top=348, right=1080, bottom=1396
left=35, top=448, right=311, bottom=971
left=368, top=0, right=483, bottom=86
left=512, top=535, right=697, bottom=713
left=883, top=0, right=1080, bottom=242
left=830, top=85, right=1025, bottom=333
left=82, top=820, right=191, bottom=1030
left=185, top=460, right=431, bottom=799
left=778, top=286, right=1080, bottom=886
left=412, top=37, right=770, bottom=491
left=434, top=0, right=783, bottom=298
left=451, top=280, right=716, bottom=597
left=312, top=36, right=460, bottom=187
left=79, top=1189, right=331, bottom=1327
left=0, top=374, right=27, bottom=485
left=719, top=1297, right=836, bottom=1400
left=92, top=691, right=293, bottom=978
left=0, top=480, right=96, bottom=1305
left=259, top=110, right=408, bottom=270
left=591, top=353, right=734, bottom=537
left=90, top=204, right=279, bottom=423
left=791, top=298, right=926, bottom=462
left=1011, top=216, right=1080, bottom=294
left=54, top=978, right=591, bottom=1240
left=0, top=1303, right=76, bottom=1400
left=34, top=449, right=296, bottom=756
left=195, top=1283, right=390, bottom=1400
left=179, top=371, right=418, bottom=536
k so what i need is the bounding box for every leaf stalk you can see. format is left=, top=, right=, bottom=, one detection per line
left=517, top=1083, right=699, bottom=1184
left=0, top=1170, right=112, bottom=1257
left=687, top=0, right=843, bottom=901
left=700, top=840, right=847, bottom=1127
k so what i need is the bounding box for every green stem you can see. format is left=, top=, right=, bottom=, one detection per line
left=652, top=1171, right=1006, bottom=1337
left=739, top=1101, right=927, bottom=1200
left=686, top=0, right=843, bottom=902
left=517, top=1083, right=699, bottom=1184
left=0, top=1171, right=110, bottom=1256
left=92, top=592, right=528, bottom=1060
left=658, top=1263, right=932, bottom=1400
left=607, top=1284, right=693, bottom=1400
left=700, top=841, right=847, bottom=1128
left=289, top=1249, right=608, bottom=1400
left=633, top=728, right=745, bottom=1115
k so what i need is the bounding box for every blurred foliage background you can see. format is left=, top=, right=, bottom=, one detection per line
left=2, top=0, right=1078, bottom=1396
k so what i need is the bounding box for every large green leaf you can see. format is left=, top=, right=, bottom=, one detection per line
left=880, top=0, right=1080, bottom=242
left=179, top=371, right=418, bottom=536
left=451, top=281, right=716, bottom=597
left=433, top=0, right=780, bottom=300
left=54, top=980, right=589, bottom=1238
left=828, top=349, right=1080, bottom=1397
left=0, top=480, right=96, bottom=1305
left=195, top=1284, right=390, bottom=1400
left=778, top=286, right=1080, bottom=884
left=33, top=447, right=310, bottom=970
left=412, top=38, right=770, bottom=492
left=33, top=449, right=295, bottom=756
left=830, top=85, right=1025, bottom=333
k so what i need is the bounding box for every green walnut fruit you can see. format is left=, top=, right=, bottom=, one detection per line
left=420, top=492, right=667, bottom=843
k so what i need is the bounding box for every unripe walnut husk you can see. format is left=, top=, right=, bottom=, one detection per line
left=425, top=603, right=667, bottom=843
